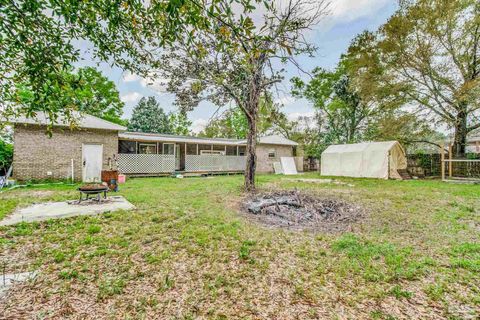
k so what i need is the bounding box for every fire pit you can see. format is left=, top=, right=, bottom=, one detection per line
left=77, top=184, right=109, bottom=203
left=243, top=190, right=364, bottom=232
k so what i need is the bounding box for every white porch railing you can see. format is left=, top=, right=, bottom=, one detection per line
left=185, top=155, right=246, bottom=172
left=117, top=154, right=175, bottom=174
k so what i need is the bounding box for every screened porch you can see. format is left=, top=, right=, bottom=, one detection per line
left=117, top=139, right=247, bottom=175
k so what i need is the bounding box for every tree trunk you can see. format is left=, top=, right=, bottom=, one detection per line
left=244, top=113, right=257, bottom=191
left=453, top=109, right=468, bottom=157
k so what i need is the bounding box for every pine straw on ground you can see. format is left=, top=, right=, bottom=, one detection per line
left=0, top=175, right=479, bottom=319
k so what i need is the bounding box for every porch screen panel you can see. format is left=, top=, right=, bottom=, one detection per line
left=238, top=146, right=246, bottom=156
left=226, top=146, right=237, bottom=156
left=119, top=140, right=136, bottom=154
left=213, top=144, right=225, bottom=151
left=186, top=144, right=197, bottom=155
left=198, top=144, right=211, bottom=153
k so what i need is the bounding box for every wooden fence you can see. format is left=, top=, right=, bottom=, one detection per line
left=407, top=153, right=480, bottom=179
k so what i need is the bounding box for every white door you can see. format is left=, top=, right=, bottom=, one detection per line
left=82, top=144, right=103, bottom=182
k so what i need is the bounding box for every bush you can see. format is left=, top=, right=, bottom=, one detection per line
left=0, top=139, right=13, bottom=175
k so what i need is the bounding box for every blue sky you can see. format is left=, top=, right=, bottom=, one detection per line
left=76, top=0, right=398, bottom=133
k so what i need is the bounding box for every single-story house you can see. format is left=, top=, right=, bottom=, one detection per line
left=11, top=112, right=300, bottom=182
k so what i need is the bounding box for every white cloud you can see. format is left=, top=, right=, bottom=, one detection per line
left=191, top=118, right=209, bottom=134
left=121, top=92, right=141, bottom=103
left=329, top=0, right=390, bottom=23
left=287, top=111, right=315, bottom=121
left=122, top=71, right=141, bottom=83
left=140, top=75, right=170, bottom=93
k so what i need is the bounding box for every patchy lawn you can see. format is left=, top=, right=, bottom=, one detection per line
left=0, top=174, right=479, bottom=319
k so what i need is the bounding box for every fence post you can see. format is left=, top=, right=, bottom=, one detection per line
left=448, top=144, right=453, bottom=178
left=441, top=143, right=445, bottom=181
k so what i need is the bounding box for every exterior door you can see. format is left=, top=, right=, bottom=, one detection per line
left=82, top=144, right=103, bottom=182
left=175, top=144, right=181, bottom=170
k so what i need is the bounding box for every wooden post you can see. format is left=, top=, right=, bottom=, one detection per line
left=448, top=144, right=453, bottom=178
left=196, top=144, right=199, bottom=155
left=441, top=143, right=445, bottom=181
left=476, top=141, right=479, bottom=153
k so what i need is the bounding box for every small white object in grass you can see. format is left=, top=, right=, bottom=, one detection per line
left=176, top=174, right=184, bottom=179
left=273, top=162, right=283, bottom=174
left=0, top=271, right=37, bottom=298
left=280, top=157, right=298, bottom=175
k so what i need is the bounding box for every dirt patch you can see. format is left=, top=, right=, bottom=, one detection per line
left=242, top=190, right=364, bottom=232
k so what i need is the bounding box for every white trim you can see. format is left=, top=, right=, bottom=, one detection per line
left=200, top=150, right=225, bottom=155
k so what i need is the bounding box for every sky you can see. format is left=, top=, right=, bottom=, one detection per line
left=76, top=0, right=398, bottom=133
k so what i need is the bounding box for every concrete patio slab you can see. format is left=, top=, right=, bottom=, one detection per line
left=0, top=271, right=37, bottom=298
left=0, top=196, right=135, bottom=226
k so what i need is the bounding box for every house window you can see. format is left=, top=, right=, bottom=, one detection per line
left=268, top=149, right=276, bottom=158
left=139, top=143, right=157, bottom=154
left=163, top=143, right=175, bottom=155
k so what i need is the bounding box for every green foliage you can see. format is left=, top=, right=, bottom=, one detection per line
left=292, top=56, right=374, bottom=146
left=127, top=97, right=172, bottom=134
left=200, top=95, right=284, bottom=139
left=0, top=132, right=13, bottom=174
left=0, top=0, right=254, bottom=127
left=167, top=112, right=192, bottom=136
left=75, top=67, right=126, bottom=125
left=347, top=0, right=480, bottom=155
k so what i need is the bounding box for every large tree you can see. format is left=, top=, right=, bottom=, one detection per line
left=127, top=97, right=172, bottom=134
left=292, top=56, right=378, bottom=145
left=0, top=0, right=249, bottom=127
left=200, top=95, right=287, bottom=139
left=349, top=0, right=480, bottom=156
left=75, top=67, right=126, bottom=125
left=140, top=0, right=328, bottom=190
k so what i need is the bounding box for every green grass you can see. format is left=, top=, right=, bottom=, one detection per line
left=0, top=174, right=479, bottom=319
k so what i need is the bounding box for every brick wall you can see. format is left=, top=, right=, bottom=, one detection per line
left=256, top=144, right=294, bottom=173
left=13, top=124, right=119, bottom=181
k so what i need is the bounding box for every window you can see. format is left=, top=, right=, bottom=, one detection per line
left=268, top=148, right=276, bottom=158
left=163, top=143, right=175, bottom=155
left=200, top=150, right=225, bottom=155
left=138, top=143, right=156, bottom=154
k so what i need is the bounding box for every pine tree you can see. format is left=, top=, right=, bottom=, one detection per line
left=127, top=97, right=172, bottom=133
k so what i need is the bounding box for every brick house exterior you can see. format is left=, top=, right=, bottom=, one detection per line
left=11, top=113, right=300, bottom=181
left=13, top=124, right=120, bottom=181
left=255, top=144, right=295, bottom=173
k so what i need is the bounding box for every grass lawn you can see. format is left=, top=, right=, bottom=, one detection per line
left=0, top=174, right=479, bottom=319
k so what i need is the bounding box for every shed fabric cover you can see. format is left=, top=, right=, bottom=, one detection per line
left=321, top=141, right=407, bottom=179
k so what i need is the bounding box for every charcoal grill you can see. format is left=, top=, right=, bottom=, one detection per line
left=77, top=185, right=109, bottom=203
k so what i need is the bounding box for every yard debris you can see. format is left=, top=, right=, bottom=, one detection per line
left=284, top=178, right=354, bottom=187
left=243, top=190, right=364, bottom=232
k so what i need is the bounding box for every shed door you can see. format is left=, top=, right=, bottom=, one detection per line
left=82, top=144, right=103, bottom=182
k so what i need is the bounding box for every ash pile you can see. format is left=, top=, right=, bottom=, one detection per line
left=244, top=190, right=364, bottom=232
